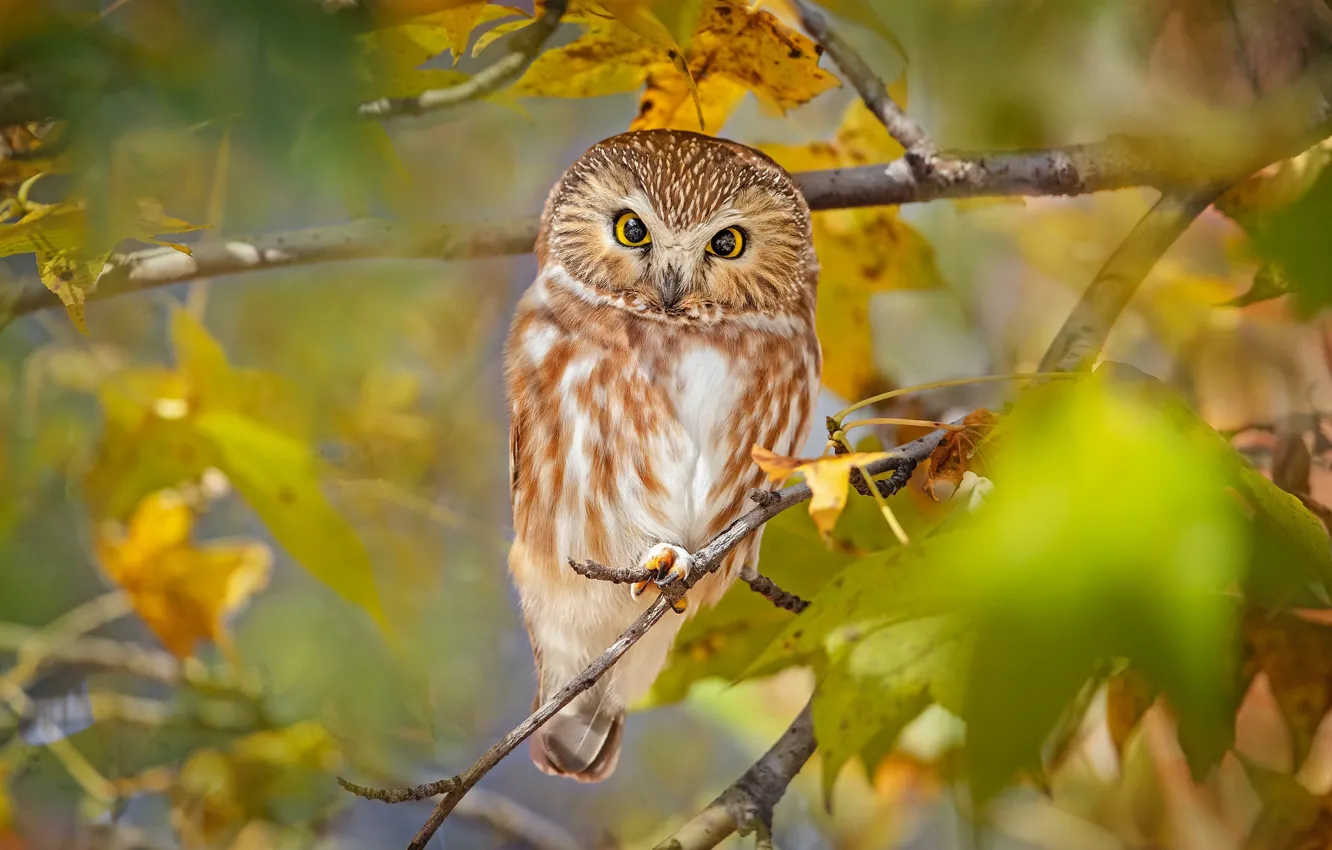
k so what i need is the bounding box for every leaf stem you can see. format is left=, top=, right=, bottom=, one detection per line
left=857, top=462, right=909, bottom=546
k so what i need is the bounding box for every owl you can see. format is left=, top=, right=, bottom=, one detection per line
left=504, top=129, right=821, bottom=782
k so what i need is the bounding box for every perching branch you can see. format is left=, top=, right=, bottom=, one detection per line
left=793, top=0, right=935, bottom=160
left=339, top=430, right=943, bottom=850
left=358, top=0, right=568, bottom=119
left=653, top=702, right=817, bottom=850
left=1038, top=186, right=1230, bottom=372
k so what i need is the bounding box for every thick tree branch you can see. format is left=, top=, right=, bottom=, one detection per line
left=358, top=0, right=568, bottom=119
left=2, top=217, right=539, bottom=319
left=0, top=139, right=1220, bottom=320
left=794, top=0, right=935, bottom=160
left=339, top=429, right=943, bottom=850
left=653, top=703, right=817, bottom=850
left=1037, top=186, right=1229, bottom=372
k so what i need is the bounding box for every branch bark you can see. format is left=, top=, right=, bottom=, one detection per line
left=741, top=573, right=810, bottom=614
left=338, top=429, right=944, bottom=850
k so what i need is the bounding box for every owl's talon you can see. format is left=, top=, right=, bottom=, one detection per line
left=630, top=580, right=650, bottom=599
left=668, top=595, right=688, bottom=614
left=638, top=543, right=693, bottom=606
left=653, top=560, right=688, bottom=588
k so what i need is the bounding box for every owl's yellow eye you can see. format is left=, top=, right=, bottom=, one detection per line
left=614, top=211, right=651, bottom=247
left=705, top=226, right=744, bottom=259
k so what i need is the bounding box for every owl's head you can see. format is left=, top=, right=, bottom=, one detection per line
left=539, top=130, right=814, bottom=320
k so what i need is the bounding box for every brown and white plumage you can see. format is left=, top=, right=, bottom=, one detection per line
left=504, top=130, right=821, bottom=781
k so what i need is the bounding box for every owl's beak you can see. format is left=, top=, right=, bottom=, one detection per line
left=659, top=263, right=686, bottom=309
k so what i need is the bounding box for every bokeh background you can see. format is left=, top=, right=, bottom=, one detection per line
left=4, top=0, right=1332, bottom=848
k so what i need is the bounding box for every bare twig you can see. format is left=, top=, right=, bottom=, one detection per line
left=359, top=0, right=568, bottom=119
left=741, top=574, right=810, bottom=614
left=340, top=429, right=943, bottom=850
left=1037, top=185, right=1229, bottom=373
left=337, top=775, right=458, bottom=803
left=453, top=787, right=583, bottom=850
left=793, top=0, right=934, bottom=160
left=653, top=703, right=817, bottom=850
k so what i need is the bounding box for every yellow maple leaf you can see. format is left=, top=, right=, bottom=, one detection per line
left=632, top=0, right=837, bottom=131
left=761, top=86, right=946, bottom=402
left=753, top=445, right=896, bottom=538
left=93, top=488, right=272, bottom=659
left=35, top=248, right=108, bottom=335
left=0, top=196, right=201, bottom=332
left=490, top=0, right=837, bottom=132
left=358, top=4, right=527, bottom=107
left=501, top=9, right=658, bottom=99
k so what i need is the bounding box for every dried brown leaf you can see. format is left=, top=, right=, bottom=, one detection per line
left=923, top=409, right=997, bottom=502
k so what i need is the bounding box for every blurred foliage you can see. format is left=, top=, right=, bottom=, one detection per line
left=761, top=79, right=945, bottom=402
left=1, top=1, right=1332, bottom=849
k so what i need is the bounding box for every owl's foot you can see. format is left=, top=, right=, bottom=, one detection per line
left=630, top=543, right=693, bottom=613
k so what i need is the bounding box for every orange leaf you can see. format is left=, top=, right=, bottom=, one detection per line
left=1243, top=610, right=1332, bottom=768
left=923, top=409, right=997, bottom=502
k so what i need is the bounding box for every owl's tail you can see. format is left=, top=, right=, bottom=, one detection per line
left=530, top=689, right=625, bottom=782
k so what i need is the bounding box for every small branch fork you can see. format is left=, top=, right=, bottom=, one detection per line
left=793, top=0, right=934, bottom=162
left=338, top=432, right=941, bottom=850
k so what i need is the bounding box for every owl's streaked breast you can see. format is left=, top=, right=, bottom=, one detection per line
left=506, top=264, right=819, bottom=602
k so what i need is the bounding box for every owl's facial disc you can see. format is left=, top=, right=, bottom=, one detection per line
left=545, top=130, right=813, bottom=317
